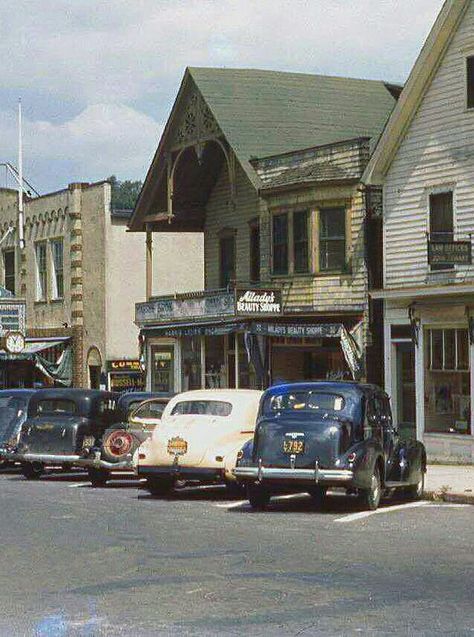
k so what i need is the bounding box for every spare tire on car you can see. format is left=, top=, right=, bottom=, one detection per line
left=101, top=427, right=140, bottom=462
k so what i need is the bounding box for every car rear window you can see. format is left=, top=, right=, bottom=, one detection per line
left=171, top=400, right=232, bottom=417
left=264, top=392, right=345, bottom=414
left=37, top=400, right=77, bottom=415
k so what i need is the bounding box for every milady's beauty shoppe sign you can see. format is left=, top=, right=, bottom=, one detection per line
left=235, top=289, right=282, bottom=315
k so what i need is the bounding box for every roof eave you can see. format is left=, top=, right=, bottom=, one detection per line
left=363, top=0, right=470, bottom=186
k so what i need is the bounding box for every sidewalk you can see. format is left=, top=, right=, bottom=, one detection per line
left=425, top=464, right=474, bottom=504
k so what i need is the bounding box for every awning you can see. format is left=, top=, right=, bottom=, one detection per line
left=0, top=337, right=70, bottom=359
left=0, top=337, right=72, bottom=386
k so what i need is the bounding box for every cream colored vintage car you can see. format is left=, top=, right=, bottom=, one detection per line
left=136, top=389, right=262, bottom=496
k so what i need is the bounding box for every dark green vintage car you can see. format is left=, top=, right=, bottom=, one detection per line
left=15, top=389, right=119, bottom=479
left=234, top=382, right=426, bottom=511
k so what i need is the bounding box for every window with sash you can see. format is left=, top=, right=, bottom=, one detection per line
left=35, top=242, right=47, bottom=301
left=51, top=239, right=64, bottom=299
left=429, top=191, right=454, bottom=271
left=319, top=207, right=346, bottom=272
left=249, top=220, right=260, bottom=283
left=3, top=249, right=15, bottom=294
left=272, top=210, right=309, bottom=275
left=219, top=233, right=236, bottom=288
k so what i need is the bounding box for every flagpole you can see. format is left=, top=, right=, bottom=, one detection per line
left=18, top=98, right=25, bottom=250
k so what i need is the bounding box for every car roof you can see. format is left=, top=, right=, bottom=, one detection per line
left=266, top=381, right=382, bottom=397
left=0, top=389, right=36, bottom=396
left=171, top=389, right=263, bottom=402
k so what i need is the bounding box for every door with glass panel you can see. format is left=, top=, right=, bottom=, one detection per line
left=394, top=341, right=416, bottom=440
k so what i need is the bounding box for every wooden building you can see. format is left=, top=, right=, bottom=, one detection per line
left=364, top=0, right=474, bottom=462
left=129, top=67, right=399, bottom=393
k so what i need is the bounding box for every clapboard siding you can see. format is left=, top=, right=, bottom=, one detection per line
left=204, top=159, right=259, bottom=288
left=384, top=0, right=474, bottom=289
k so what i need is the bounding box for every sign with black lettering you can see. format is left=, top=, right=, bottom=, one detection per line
left=235, top=289, right=282, bottom=316
left=428, top=241, right=472, bottom=266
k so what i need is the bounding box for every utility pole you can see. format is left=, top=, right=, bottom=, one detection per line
left=18, top=98, right=25, bottom=250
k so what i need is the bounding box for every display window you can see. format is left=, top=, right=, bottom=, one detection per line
left=181, top=337, right=201, bottom=391
left=150, top=346, right=174, bottom=393
left=424, top=328, right=470, bottom=434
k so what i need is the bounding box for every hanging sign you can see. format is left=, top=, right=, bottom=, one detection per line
left=235, top=289, right=282, bottom=316
left=428, top=241, right=472, bottom=266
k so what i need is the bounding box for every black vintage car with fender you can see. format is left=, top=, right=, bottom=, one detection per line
left=0, top=389, right=37, bottom=467
left=16, top=389, right=118, bottom=480
left=234, top=382, right=426, bottom=511
left=75, top=392, right=172, bottom=487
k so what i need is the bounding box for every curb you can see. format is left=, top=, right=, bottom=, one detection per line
left=425, top=490, right=474, bottom=505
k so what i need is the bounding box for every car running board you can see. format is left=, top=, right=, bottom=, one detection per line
left=384, top=481, right=413, bottom=489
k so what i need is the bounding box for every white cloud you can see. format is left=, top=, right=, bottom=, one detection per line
left=0, top=104, right=161, bottom=191
left=0, top=0, right=445, bottom=191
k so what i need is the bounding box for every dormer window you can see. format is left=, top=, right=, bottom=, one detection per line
left=467, top=56, right=474, bottom=109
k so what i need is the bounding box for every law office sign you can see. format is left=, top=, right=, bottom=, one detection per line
left=235, top=289, right=282, bottom=316
left=428, top=240, right=472, bottom=266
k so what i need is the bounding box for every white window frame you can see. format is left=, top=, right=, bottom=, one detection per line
left=50, top=238, right=64, bottom=300
left=35, top=241, right=47, bottom=301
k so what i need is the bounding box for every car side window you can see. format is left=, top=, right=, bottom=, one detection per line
left=365, top=396, right=382, bottom=441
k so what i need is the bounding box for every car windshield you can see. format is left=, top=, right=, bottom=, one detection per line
left=264, top=391, right=345, bottom=414
left=0, top=396, right=28, bottom=440
left=171, top=400, right=232, bottom=417
left=131, top=401, right=166, bottom=420
left=36, top=399, right=77, bottom=415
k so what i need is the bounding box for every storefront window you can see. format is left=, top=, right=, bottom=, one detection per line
left=205, top=336, right=226, bottom=388
left=181, top=337, right=201, bottom=391
left=424, top=328, right=470, bottom=434
left=151, top=346, right=174, bottom=393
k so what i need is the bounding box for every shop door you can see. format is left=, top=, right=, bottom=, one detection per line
left=150, top=346, right=174, bottom=393
left=394, top=341, right=416, bottom=440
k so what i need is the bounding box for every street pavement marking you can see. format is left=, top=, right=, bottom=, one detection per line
left=68, top=482, right=91, bottom=488
left=214, top=492, right=307, bottom=509
left=215, top=500, right=249, bottom=509
left=334, top=501, right=468, bottom=523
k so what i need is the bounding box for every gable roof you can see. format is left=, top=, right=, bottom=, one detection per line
left=130, top=67, right=398, bottom=230
left=363, top=0, right=470, bottom=185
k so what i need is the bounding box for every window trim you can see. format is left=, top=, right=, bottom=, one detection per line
left=248, top=218, right=260, bottom=283
left=426, top=186, right=456, bottom=273
left=271, top=209, right=311, bottom=276
left=35, top=241, right=48, bottom=302
left=3, top=248, right=15, bottom=295
left=218, top=229, right=236, bottom=288
left=466, top=55, right=474, bottom=110
left=318, top=206, right=348, bottom=273
left=50, top=238, right=64, bottom=300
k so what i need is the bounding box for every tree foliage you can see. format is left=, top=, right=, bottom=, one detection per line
left=109, top=175, right=142, bottom=210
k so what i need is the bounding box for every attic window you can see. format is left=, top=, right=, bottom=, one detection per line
left=466, top=56, right=474, bottom=109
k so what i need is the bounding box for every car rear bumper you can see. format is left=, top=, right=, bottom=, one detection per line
left=16, top=453, right=83, bottom=464
left=75, top=457, right=133, bottom=471
left=234, top=463, right=354, bottom=485
left=138, top=465, right=225, bottom=482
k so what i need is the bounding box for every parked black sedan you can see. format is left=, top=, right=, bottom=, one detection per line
left=234, top=382, right=426, bottom=511
left=76, top=393, right=172, bottom=487
left=0, top=389, right=37, bottom=467
left=15, top=389, right=118, bottom=479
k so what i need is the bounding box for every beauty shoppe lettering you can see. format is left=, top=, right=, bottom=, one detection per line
left=235, top=289, right=282, bottom=315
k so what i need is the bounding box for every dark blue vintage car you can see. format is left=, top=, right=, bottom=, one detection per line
left=0, top=389, right=37, bottom=467
left=16, top=389, right=119, bottom=479
left=234, top=382, right=426, bottom=511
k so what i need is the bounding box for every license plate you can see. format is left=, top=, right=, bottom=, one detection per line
left=282, top=439, right=305, bottom=454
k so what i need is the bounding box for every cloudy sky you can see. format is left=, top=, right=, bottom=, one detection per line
left=0, top=0, right=444, bottom=193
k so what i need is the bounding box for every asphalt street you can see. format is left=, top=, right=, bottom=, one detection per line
left=0, top=470, right=473, bottom=637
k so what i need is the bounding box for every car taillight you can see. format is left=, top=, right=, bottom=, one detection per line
left=139, top=453, right=146, bottom=460
left=347, top=452, right=357, bottom=463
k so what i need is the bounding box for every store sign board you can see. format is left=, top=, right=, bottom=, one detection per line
left=136, top=291, right=235, bottom=325
left=235, top=289, right=282, bottom=316
left=107, top=359, right=141, bottom=372
left=428, top=240, right=472, bottom=266
left=108, top=372, right=144, bottom=392
left=251, top=322, right=342, bottom=338
left=0, top=302, right=26, bottom=337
